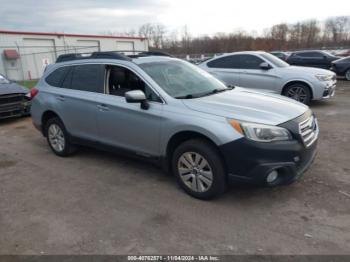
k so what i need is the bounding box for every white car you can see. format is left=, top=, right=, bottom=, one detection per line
left=199, top=51, right=336, bottom=104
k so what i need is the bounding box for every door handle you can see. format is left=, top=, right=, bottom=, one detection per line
left=57, top=95, right=65, bottom=101
left=97, top=104, right=109, bottom=111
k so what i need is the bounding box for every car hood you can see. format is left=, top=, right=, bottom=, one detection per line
left=281, top=65, right=334, bottom=75
left=0, top=83, right=28, bottom=95
left=182, top=87, right=309, bottom=125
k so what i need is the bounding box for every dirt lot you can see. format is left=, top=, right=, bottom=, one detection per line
left=0, top=81, right=349, bottom=255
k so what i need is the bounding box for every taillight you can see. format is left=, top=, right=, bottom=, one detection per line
left=30, top=88, right=39, bottom=99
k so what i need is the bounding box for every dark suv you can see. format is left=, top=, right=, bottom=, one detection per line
left=286, top=50, right=340, bottom=69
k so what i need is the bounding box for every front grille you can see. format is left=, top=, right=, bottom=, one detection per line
left=0, top=94, right=24, bottom=104
left=299, top=115, right=319, bottom=147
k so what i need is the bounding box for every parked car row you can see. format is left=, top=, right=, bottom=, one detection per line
left=270, top=50, right=350, bottom=80
left=28, top=51, right=320, bottom=199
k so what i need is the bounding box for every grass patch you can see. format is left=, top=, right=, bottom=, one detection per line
left=16, top=80, right=38, bottom=89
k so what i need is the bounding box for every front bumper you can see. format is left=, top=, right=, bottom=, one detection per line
left=0, top=101, right=31, bottom=119
left=220, top=111, right=318, bottom=186
left=220, top=138, right=317, bottom=186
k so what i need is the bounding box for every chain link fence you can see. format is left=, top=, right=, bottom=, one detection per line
left=1, top=45, right=101, bottom=83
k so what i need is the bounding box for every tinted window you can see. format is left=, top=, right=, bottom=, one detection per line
left=45, top=67, right=70, bottom=87
left=207, top=55, right=240, bottom=68
left=297, top=52, right=323, bottom=58
left=70, top=64, right=105, bottom=93
left=239, top=55, right=264, bottom=69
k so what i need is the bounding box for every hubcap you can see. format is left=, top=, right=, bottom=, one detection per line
left=286, top=86, right=307, bottom=103
left=346, top=70, right=350, bottom=81
left=48, top=124, right=65, bottom=152
left=177, top=152, right=213, bottom=193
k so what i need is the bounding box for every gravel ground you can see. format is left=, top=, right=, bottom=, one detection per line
left=0, top=81, right=349, bottom=255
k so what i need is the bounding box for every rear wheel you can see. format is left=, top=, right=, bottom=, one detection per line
left=45, top=117, right=76, bottom=157
left=283, top=83, right=311, bottom=105
left=345, top=69, right=350, bottom=81
left=172, top=139, right=227, bottom=200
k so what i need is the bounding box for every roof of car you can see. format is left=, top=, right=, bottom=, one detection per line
left=132, top=56, right=179, bottom=64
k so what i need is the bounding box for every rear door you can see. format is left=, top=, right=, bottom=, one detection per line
left=204, top=55, right=241, bottom=86
left=52, top=64, right=105, bottom=140
left=237, top=54, right=278, bottom=91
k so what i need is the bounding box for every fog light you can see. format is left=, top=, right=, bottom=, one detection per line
left=267, top=170, right=279, bottom=183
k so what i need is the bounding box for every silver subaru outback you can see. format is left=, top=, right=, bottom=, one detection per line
left=31, top=52, right=319, bottom=199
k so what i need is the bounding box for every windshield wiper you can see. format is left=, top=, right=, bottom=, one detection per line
left=175, top=94, right=194, bottom=99
left=175, top=86, right=234, bottom=99
left=198, top=86, right=234, bottom=97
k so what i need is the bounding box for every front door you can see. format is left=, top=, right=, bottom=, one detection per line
left=238, top=54, right=278, bottom=92
left=96, top=65, right=164, bottom=157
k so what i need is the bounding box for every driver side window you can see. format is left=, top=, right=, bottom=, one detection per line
left=107, top=65, right=162, bottom=103
left=239, top=55, right=264, bottom=69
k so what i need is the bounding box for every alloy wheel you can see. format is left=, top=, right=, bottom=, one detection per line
left=286, top=86, right=307, bottom=103
left=177, top=152, right=213, bottom=193
left=48, top=124, right=65, bottom=152
left=346, top=70, right=350, bottom=81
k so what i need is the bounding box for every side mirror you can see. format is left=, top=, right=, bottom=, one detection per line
left=260, top=62, right=272, bottom=70
left=125, top=90, right=149, bottom=110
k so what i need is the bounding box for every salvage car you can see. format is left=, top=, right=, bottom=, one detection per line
left=199, top=51, right=336, bottom=104
left=0, top=73, right=31, bottom=119
left=31, top=52, right=319, bottom=199
left=331, top=56, right=350, bottom=80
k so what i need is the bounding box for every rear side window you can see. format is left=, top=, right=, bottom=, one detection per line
left=207, top=55, right=240, bottom=69
left=297, top=52, right=323, bottom=58
left=68, top=64, right=105, bottom=93
left=45, top=67, right=70, bottom=87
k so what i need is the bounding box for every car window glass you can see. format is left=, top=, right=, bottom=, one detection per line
left=108, top=65, right=162, bottom=103
left=207, top=55, right=240, bottom=68
left=239, top=55, right=264, bottom=69
left=297, top=52, right=322, bottom=58
left=45, top=66, right=70, bottom=87
left=139, top=60, right=228, bottom=98
left=69, top=64, right=105, bottom=93
left=296, top=52, right=310, bottom=57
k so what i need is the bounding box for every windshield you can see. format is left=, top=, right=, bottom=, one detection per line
left=260, top=53, right=289, bottom=68
left=0, top=74, right=10, bottom=84
left=139, top=60, right=229, bottom=98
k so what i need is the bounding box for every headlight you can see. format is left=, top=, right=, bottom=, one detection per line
left=228, top=120, right=292, bottom=142
left=315, top=74, right=333, bottom=81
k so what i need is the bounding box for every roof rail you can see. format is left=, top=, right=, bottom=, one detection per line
left=56, top=51, right=132, bottom=63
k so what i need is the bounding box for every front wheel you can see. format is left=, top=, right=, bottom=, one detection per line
left=172, top=139, right=227, bottom=200
left=283, top=83, right=311, bottom=105
left=345, top=69, right=350, bottom=81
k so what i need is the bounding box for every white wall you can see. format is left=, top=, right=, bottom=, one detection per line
left=0, top=32, right=148, bottom=80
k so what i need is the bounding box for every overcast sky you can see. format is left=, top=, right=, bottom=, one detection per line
left=0, top=0, right=349, bottom=36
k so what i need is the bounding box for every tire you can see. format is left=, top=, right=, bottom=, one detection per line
left=282, top=83, right=311, bottom=105
left=345, top=69, right=350, bottom=81
left=172, top=139, right=227, bottom=200
left=45, top=117, right=76, bottom=157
